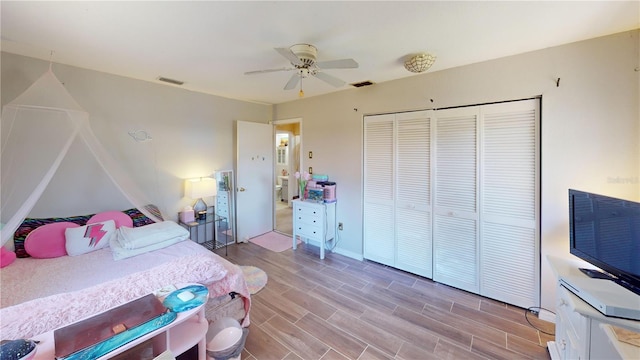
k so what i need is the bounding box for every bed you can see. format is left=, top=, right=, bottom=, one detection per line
left=0, top=212, right=250, bottom=341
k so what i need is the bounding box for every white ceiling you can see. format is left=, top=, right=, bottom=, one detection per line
left=2, top=1, right=638, bottom=105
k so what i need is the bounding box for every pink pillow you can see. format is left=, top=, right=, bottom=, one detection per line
left=0, top=246, right=16, bottom=267
left=88, top=211, right=133, bottom=229
left=24, top=222, right=79, bottom=258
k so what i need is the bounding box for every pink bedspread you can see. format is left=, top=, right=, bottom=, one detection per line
left=0, top=240, right=250, bottom=340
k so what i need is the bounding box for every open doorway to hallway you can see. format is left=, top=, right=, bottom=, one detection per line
left=273, top=119, right=301, bottom=235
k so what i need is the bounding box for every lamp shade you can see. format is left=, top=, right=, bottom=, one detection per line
left=185, top=177, right=217, bottom=199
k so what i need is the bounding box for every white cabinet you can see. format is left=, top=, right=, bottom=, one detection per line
left=217, top=190, right=230, bottom=219
left=276, top=146, right=288, bottom=165
left=548, top=256, right=640, bottom=360
left=292, top=199, right=336, bottom=259
left=553, top=285, right=595, bottom=360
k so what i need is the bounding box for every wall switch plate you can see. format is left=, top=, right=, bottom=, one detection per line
left=309, top=151, right=313, bottom=159
left=309, top=166, right=313, bottom=174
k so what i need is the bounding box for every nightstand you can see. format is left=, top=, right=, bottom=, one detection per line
left=179, top=206, right=231, bottom=255
left=292, top=199, right=336, bottom=259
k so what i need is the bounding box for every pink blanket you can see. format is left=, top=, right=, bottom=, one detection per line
left=0, top=243, right=250, bottom=339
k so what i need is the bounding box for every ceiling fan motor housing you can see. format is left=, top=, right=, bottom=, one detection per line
left=290, top=44, right=317, bottom=67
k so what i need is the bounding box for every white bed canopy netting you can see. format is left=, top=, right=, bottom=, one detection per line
left=1, top=69, right=163, bottom=246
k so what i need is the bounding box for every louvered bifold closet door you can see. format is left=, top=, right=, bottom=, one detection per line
left=480, top=99, right=540, bottom=308
left=395, top=111, right=432, bottom=278
left=433, top=107, right=480, bottom=293
left=363, top=114, right=395, bottom=266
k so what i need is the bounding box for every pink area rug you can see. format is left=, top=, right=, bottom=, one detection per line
left=249, top=231, right=300, bottom=252
left=240, top=266, right=268, bottom=294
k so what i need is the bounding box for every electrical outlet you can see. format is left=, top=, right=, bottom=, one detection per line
left=338, top=222, right=343, bottom=231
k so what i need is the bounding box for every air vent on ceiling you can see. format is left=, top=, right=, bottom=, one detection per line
left=157, top=76, right=184, bottom=86
left=350, top=80, right=375, bottom=88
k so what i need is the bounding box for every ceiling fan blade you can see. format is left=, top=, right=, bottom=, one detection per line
left=314, top=71, right=346, bottom=87
left=244, top=67, right=292, bottom=75
left=315, top=58, right=359, bottom=69
left=275, top=47, right=304, bottom=66
left=284, top=73, right=300, bottom=90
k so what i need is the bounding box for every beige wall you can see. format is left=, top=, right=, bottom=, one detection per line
left=273, top=30, right=640, bottom=315
left=2, top=30, right=638, bottom=315
left=1, top=52, right=273, bottom=218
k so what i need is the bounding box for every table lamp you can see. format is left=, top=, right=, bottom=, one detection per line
left=185, top=177, right=217, bottom=220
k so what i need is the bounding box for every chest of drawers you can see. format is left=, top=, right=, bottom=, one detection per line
left=292, top=199, right=336, bottom=259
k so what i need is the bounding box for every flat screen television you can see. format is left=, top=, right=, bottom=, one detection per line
left=569, top=189, right=640, bottom=296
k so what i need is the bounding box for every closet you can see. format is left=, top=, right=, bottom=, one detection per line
left=363, top=111, right=433, bottom=278
left=363, top=99, right=540, bottom=309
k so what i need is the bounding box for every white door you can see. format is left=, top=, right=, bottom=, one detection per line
left=363, top=114, right=395, bottom=265
left=236, top=121, right=273, bottom=242
left=433, top=106, right=480, bottom=293
left=479, top=99, right=540, bottom=308
left=395, top=111, right=433, bottom=278
left=363, top=110, right=433, bottom=279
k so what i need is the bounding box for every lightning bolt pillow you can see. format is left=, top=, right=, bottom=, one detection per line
left=65, top=220, right=116, bottom=256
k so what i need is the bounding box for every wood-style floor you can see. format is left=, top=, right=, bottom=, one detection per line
left=214, top=241, right=554, bottom=360
left=274, top=202, right=293, bottom=235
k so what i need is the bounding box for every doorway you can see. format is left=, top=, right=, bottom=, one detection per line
left=273, top=119, right=301, bottom=235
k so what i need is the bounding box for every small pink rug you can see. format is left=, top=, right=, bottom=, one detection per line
left=240, top=266, right=268, bottom=294
left=249, top=231, right=300, bottom=252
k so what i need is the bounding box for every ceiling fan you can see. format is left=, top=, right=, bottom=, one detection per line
left=245, top=44, right=358, bottom=96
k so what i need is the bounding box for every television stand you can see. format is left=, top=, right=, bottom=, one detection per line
left=547, top=256, right=640, bottom=360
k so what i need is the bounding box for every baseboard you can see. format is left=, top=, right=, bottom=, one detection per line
left=332, top=247, right=363, bottom=261
left=300, top=238, right=362, bottom=260
left=538, top=309, right=556, bottom=323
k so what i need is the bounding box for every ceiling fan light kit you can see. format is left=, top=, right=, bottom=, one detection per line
left=404, top=53, right=436, bottom=73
